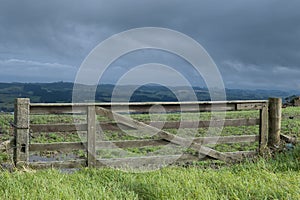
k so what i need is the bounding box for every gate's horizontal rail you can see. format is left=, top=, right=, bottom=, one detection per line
left=29, top=118, right=260, bottom=133
left=29, top=100, right=268, bottom=114
left=28, top=151, right=257, bottom=169
left=29, top=159, right=86, bottom=169
left=95, top=154, right=200, bottom=168
left=29, top=135, right=258, bottom=152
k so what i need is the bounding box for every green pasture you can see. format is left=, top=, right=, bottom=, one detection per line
left=0, top=107, right=299, bottom=199
left=0, top=146, right=299, bottom=199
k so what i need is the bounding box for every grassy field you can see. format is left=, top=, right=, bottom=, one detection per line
left=0, top=146, right=299, bottom=199
left=0, top=107, right=299, bottom=199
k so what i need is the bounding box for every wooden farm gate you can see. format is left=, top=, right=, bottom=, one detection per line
left=13, top=98, right=282, bottom=169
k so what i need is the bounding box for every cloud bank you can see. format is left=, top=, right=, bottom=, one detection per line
left=0, top=0, right=299, bottom=90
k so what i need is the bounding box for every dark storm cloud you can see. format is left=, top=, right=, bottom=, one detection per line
left=0, top=0, right=299, bottom=89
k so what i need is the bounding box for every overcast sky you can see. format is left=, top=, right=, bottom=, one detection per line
left=0, top=0, right=299, bottom=90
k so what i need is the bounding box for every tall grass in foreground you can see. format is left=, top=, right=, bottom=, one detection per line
left=1, top=146, right=299, bottom=200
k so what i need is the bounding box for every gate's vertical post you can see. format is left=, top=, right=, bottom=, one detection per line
left=259, top=102, right=268, bottom=154
left=87, top=105, right=96, bottom=167
left=268, top=98, right=282, bottom=149
left=13, top=98, right=30, bottom=167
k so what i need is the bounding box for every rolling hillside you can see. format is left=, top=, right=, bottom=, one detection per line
left=0, top=82, right=296, bottom=112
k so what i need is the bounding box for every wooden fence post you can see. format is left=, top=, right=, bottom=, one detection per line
left=13, top=98, right=30, bottom=167
left=87, top=105, right=96, bottom=167
left=268, top=98, right=282, bottom=149
left=259, top=103, right=268, bottom=154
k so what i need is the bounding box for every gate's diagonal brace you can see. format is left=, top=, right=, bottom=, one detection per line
left=97, top=107, right=233, bottom=162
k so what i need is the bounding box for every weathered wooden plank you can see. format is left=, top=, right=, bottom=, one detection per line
left=96, top=135, right=258, bottom=149
left=14, top=98, right=30, bottom=166
left=96, top=151, right=258, bottom=168
left=94, top=100, right=267, bottom=107
left=96, top=103, right=236, bottom=113
left=96, top=107, right=232, bottom=162
left=96, top=154, right=200, bottom=168
left=30, top=105, right=87, bottom=114
left=132, top=103, right=236, bottom=113
left=102, top=100, right=266, bottom=113
left=236, top=103, right=264, bottom=110
left=259, top=104, right=268, bottom=154
left=29, top=159, right=86, bottom=169
left=27, top=151, right=258, bottom=169
left=98, top=100, right=267, bottom=110
left=30, top=122, right=134, bottom=133
left=197, top=145, right=230, bottom=161
left=28, top=135, right=258, bottom=152
left=98, top=122, right=136, bottom=131
left=96, top=139, right=169, bottom=149
left=224, top=151, right=257, bottom=160
left=87, top=106, right=96, bottom=167
left=30, top=124, right=87, bottom=133
left=29, top=142, right=86, bottom=152
left=87, top=119, right=259, bottom=132
left=223, top=118, right=260, bottom=126
left=149, top=118, right=260, bottom=129
left=193, top=135, right=259, bottom=145
left=28, top=118, right=259, bottom=134
left=30, top=100, right=268, bottom=114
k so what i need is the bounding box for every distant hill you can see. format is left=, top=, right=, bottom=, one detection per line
left=0, top=82, right=297, bottom=112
